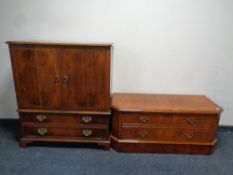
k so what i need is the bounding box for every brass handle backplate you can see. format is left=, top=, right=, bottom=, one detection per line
left=82, top=116, right=92, bottom=123
left=184, top=133, right=194, bottom=139
left=63, top=75, right=69, bottom=83
left=54, top=75, right=60, bottom=83
left=139, top=116, right=149, bottom=123
left=186, top=117, right=197, bottom=125
left=36, top=114, right=47, bottom=122
left=82, top=129, right=93, bottom=137
left=138, top=131, right=149, bottom=138
left=38, top=128, right=48, bottom=135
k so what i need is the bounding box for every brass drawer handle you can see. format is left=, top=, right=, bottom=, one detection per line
left=38, top=128, right=48, bottom=135
left=82, top=129, right=93, bottom=137
left=139, top=116, right=149, bottom=123
left=138, top=131, right=149, bottom=138
left=36, top=114, right=47, bottom=122
left=82, top=116, right=92, bottom=123
left=54, top=74, right=60, bottom=83
left=63, top=75, right=69, bottom=83
left=186, top=117, right=197, bottom=125
left=184, top=133, right=194, bottom=139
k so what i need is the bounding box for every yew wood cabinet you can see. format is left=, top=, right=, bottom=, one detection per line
left=7, top=41, right=112, bottom=150
left=111, top=93, right=223, bottom=154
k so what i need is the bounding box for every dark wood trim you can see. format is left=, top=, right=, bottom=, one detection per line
left=22, top=122, right=107, bottom=128
left=111, top=135, right=217, bottom=145
left=20, top=137, right=110, bottom=150
left=17, top=109, right=111, bottom=115
left=111, top=136, right=216, bottom=154
left=6, top=41, right=113, bottom=47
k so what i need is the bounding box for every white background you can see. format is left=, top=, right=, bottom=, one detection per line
left=0, top=0, right=232, bottom=125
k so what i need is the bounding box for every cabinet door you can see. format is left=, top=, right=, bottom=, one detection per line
left=9, top=45, right=62, bottom=110
left=61, top=46, right=111, bottom=111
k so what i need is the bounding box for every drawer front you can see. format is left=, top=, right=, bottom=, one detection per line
left=21, top=113, right=108, bottom=125
left=122, top=113, right=218, bottom=128
left=23, top=125, right=107, bottom=139
left=122, top=127, right=215, bottom=142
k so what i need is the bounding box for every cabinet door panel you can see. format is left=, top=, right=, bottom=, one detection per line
left=62, top=47, right=110, bottom=111
left=10, top=45, right=62, bottom=109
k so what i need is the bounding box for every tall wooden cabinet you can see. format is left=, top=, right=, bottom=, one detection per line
left=7, top=41, right=112, bottom=150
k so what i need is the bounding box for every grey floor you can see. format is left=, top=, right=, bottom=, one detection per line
left=0, top=120, right=233, bottom=175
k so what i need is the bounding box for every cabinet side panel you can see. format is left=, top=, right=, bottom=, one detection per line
left=111, top=110, right=121, bottom=138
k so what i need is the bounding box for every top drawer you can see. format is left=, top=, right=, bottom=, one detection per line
left=21, top=113, right=108, bottom=125
left=122, top=112, right=219, bottom=128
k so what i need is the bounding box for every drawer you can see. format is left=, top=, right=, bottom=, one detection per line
left=121, top=127, right=215, bottom=142
left=21, top=113, right=108, bottom=125
left=22, top=125, right=107, bottom=139
left=122, top=113, right=218, bottom=128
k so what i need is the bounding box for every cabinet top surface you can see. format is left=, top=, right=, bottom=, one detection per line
left=111, top=93, right=223, bottom=114
left=6, top=41, right=113, bottom=47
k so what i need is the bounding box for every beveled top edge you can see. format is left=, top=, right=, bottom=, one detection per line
left=111, top=93, right=223, bottom=114
left=111, top=105, right=222, bottom=114
left=6, top=41, right=113, bottom=47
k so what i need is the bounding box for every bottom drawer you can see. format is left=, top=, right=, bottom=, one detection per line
left=122, top=127, right=215, bottom=142
left=23, top=125, right=107, bottom=139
